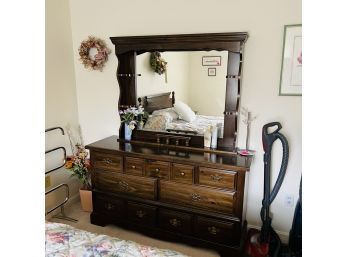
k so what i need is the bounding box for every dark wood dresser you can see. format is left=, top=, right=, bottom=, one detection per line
left=86, top=136, right=251, bottom=257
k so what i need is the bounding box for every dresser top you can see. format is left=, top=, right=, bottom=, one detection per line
left=86, top=136, right=252, bottom=170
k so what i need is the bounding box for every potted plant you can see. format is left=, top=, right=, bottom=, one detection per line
left=65, top=126, right=93, bottom=212
left=119, top=106, right=147, bottom=140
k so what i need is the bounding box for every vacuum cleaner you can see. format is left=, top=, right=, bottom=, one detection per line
left=245, top=122, right=289, bottom=257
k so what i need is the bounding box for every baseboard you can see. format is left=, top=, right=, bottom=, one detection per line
left=247, top=224, right=289, bottom=244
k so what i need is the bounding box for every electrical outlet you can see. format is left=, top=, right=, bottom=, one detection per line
left=45, top=176, right=51, bottom=188
left=284, top=195, right=294, bottom=207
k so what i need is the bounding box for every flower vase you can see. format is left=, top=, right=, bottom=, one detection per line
left=124, top=124, right=132, bottom=141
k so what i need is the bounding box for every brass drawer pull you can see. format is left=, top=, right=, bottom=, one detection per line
left=180, top=172, right=185, bottom=176
left=131, top=165, right=136, bottom=169
left=208, top=226, right=219, bottom=235
left=191, top=193, right=201, bottom=201
left=105, top=203, right=115, bottom=210
left=102, top=158, right=113, bottom=165
left=210, top=174, right=222, bottom=181
left=136, top=210, right=146, bottom=218
left=118, top=181, right=129, bottom=191
left=155, top=168, right=160, bottom=173
left=169, top=218, right=181, bottom=227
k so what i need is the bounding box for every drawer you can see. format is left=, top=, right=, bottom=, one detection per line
left=94, top=172, right=157, bottom=200
left=92, top=151, right=123, bottom=173
left=127, top=202, right=156, bottom=226
left=159, top=208, right=193, bottom=235
left=171, top=163, right=194, bottom=184
left=160, top=181, right=236, bottom=215
left=199, top=167, right=237, bottom=190
left=93, top=194, right=124, bottom=218
left=145, top=160, right=170, bottom=180
left=194, top=216, right=240, bottom=246
left=125, top=157, right=144, bottom=176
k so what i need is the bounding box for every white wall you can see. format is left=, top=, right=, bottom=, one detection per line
left=68, top=0, right=302, bottom=239
left=45, top=0, right=80, bottom=212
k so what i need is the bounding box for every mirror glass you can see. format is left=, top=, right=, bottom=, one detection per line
left=136, top=51, right=228, bottom=135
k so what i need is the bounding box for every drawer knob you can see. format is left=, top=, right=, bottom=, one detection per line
left=118, top=181, right=129, bottom=191
left=169, top=218, right=181, bottom=227
left=105, top=203, right=115, bottom=210
left=191, top=193, right=201, bottom=201
left=131, top=165, right=136, bottom=169
left=155, top=168, right=160, bottom=173
left=102, top=158, right=113, bottom=165
left=210, top=174, right=222, bottom=181
left=136, top=210, right=146, bottom=218
left=208, top=226, right=219, bottom=235
left=180, top=172, right=185, bottom=176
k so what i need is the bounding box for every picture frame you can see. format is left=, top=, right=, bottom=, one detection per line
left=208, top=68, right=216, bottom=76
left=202, top=56, right=221, bottom=66
left=279, top=24, right=302, bottom=96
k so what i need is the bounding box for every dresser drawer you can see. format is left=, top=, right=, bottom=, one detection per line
left=125, top=157, right=144, bottom=176
left=94, top=172, right=157, bottom=200
left=159, top=208, right=193, bottom=235
left=194, top=216, right=240, bottom=246
left=127, top=202, right=157, bottom=226
left=92, top=151, right=123, bottom=173
left=145, top=160, right=170, bottom=180
left=160, top=181, right=236, bottom=215
left=93, top=194, right=124, bottom=218
left=199, top=167, right=237, bottom=190
left=171, top=163, right=194, bottom=184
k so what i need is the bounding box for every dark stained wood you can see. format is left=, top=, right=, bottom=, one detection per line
left=110, top=32, right=248, bottom=150
left=93, top=194, right=125, bottom=218
left=125, top=157, right=144, bottom=176
left=126, top=201, right=157, bottom=226
left=198, top=166, right=237, bottom=190
left=93, top=171, right=157, bottom=200
left=91, top=151, right=123, bottom=173
left=194, top=216, right=240, bottom=246
left=145, top=160, right=170, bottom=180
left=171, top=163, right=194, bottom=184
left=159, top=208, right=193, bottom=235
left=159, top=181, right=237, bottom=215
left=138, top=91, right=174, bottom=114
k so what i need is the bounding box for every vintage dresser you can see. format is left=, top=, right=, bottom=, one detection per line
left=86, top=136, right=251, bottom=256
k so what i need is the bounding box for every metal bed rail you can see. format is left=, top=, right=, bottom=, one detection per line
left=45, top=126, right=77, bottom=222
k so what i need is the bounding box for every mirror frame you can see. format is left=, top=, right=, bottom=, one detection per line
left=110, top=32, right=248, bottom=151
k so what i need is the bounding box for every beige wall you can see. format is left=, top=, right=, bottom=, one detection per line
left=67, top=0, right=301, bottom=240
left=45, top=0, right=80, bottom=212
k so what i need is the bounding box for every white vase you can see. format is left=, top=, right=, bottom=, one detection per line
left=124, top=124, right=132, bottom=141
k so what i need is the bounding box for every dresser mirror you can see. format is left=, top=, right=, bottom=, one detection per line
left=110, top=33, right=248, bottom=151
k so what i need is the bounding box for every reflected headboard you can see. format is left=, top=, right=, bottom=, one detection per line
left=138, top=91, right=175, bottom=114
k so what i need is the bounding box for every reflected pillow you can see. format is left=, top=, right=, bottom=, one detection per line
left=173, top=101, right=196, bottom=122
left=152, top=107, right=179, bottom=121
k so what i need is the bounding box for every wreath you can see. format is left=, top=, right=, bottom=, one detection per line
left=78, top=36, right=111, bottom=71
left=150, top=51, right=168, bottom=82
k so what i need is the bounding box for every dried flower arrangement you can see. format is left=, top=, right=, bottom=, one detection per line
left=78, top=36, right=111, bottom=71
left=64, top=125, right=91, bottom=190
left=150, top=51, right=168, bottom=82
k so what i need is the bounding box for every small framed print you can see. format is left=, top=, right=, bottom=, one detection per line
left=208, top=68, right=216, bottom=76
left=202, top=56, right=221, bottom=66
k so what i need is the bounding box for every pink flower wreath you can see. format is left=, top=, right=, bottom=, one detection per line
left=78, top=36, right=111, bottom=71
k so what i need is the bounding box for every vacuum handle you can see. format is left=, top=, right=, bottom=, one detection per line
left=262, top=122, right=282, bottom=152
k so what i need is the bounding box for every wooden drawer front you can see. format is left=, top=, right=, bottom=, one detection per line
left=93, top=195, right=124, bottom=218
left=160, top=181, right=236, bottom=215
left=194, top=216, right=240, bottom=245
left=92, top=152, right=122, bottom=173
left=125, top=157, right=144, bottom=176
left=171, top=163, right=194, bottom=184
left=199, top=167, right=237, bottom=190
left=127, top=202, right=157, bottom=226
left=94, top=172, right=157, bottom=200
left=159, top=208, right=193, bottom=235
left=145, top=160, right=170, bottom=180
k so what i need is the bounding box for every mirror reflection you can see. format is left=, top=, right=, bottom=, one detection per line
left=136, top=51, right=227, bottom=137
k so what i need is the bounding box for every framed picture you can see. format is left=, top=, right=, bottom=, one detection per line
left=279, top=24, right=302, bottom=96
left=208, top=68, right=216, bottom=76
left=202, top=56, right=221, bottom=66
